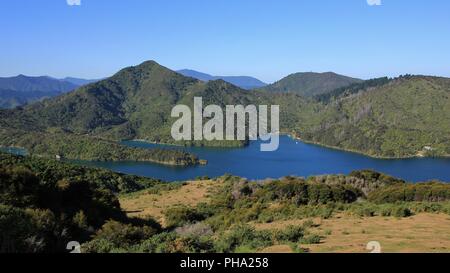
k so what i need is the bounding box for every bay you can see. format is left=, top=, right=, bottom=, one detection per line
left=74, top=135, right=450, bottom=182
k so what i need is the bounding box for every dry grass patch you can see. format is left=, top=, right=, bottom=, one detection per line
left=259, top=245, right=294, bottom=253
left=253, top=218, right=321, bottom=231
left=119, top=180, right=221, bottom=225
left=309, top=213, right=450, bottom=253
left=252, top=213, right=450, bottom=253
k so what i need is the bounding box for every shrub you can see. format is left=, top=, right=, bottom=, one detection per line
left=274, top=225, right=305, bottom=242
left=175, top=222, right=213, bottom=237
left=392, top=207, right=413, bottom=218
left=300, top=234, right=322, bottom=244
left=0, top=166, right=40, bottom=207
left=164, top=206, right=205, bottom=228
left=214, top=225, right=273, bottom=253
left=0, top=205, right=37, bottom=253
left=368, top=182, right=450, bottom=203
left=90, top=220, right=157, bottom=249
left=137, top=232, right=179, bottom=253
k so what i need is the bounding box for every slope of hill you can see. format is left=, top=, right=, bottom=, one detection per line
left=177, top=69, right=267, bottom=89
left=314, top=77, right=392, bottom=103
left=1, top=61, right=258, bottom=146
left=61, top=77, right=101, bottom=86
left=259, top=72, right=362, bottom=97
left=0, top=75, right=78, bottom=108
left=295, top=76, right=450, bottom=158
left=0, top=61, right=255, bottom=162
left=176, top=69, right=214, bottom=82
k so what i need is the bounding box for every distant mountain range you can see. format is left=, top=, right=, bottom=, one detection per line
left=60, top=77, right=101, bottom=86
left=177, top=69, right=267, bottom=90
left=0, top=75, right=100, bottom=108
left=0, top=70, right=363, bottom=109
left=258, top=72, right=363, bottom=97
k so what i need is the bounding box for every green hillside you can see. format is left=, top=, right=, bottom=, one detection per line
left=0, top=128, right=200, bottom=166
left=0, top=61, right=254, bottom=145
left=259, top=72, right=362, bottom=97
left=1, top=61, right=449, bottom=159
left=295, top=76, right=450, bottom=157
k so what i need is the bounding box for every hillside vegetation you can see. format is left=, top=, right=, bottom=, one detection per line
left=295, top=76, right=450, bottom=157
left=3, top=153, right=450, bottom=253
left=258, top=72, right=362, bottom=97
left=1, top=61, right=449, bottom=159
left=0, top=128, right=200, bottom=166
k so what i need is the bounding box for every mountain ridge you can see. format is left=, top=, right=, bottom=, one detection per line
left=60, top=77, right=101, bottom=86
left=1, top=60, right=449, bottom=159
left=177, top=69, right=267, bottom=90
left=258, top=71, right=363, bottom=97
left=0, top=75, right=101, bottom=109
left=0, top=75, right=79, bottom=109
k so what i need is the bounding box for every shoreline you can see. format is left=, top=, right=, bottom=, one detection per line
left=284, top=132, right=450, bottom=160
left=128, top=134, right=450, bottom=160
left=0, top=145, right=201, bottom=167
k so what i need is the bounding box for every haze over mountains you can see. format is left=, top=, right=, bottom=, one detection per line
left=177, top=69, right=267, bottom=90
left=0, top=75, right=100, bottom=109
left=60, top=77, right=101, bottom=86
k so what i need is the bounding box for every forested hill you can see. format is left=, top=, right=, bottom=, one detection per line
left=0, top=60, right=449, bottom=159
left=0, top=61, right=259, bottom=145
left=258, top=72, right=362, bottom=97
left=295, top=75, right=450, bottom=158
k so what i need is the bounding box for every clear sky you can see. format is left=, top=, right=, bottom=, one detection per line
left=1, top=0, right=449, bottom=83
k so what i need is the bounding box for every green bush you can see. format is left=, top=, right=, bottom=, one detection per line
left=214, top=225, right=273, bottom=253
left=121, top=231, right=217, bottom=253
left=392, top=207, right=413, bottom=218
left=91, top=220, right=157, bottom=247
left=274, top=225, right=305, bottom=242
left=300, top=234, right=322, bottom=244
left=164, top=206, right=206, bottom=228
left=368, top=182, right=450, bottom=203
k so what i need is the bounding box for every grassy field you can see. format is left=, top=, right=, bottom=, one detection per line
left=255, top=213, right=450, bottom=253
left=119, top=180, right=450, bottom=253
left=120, top=180, right=221, bottom=226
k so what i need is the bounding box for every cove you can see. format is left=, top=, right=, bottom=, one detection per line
left=75, top=135, right=450, bottom=183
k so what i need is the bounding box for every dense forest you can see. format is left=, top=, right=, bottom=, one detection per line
left=257, top=72, right=362, bottom=97
left=313, top=77, right=392, bottom=103
left=0, top=128, right=200, bottom=166
left=294, top=76, right=450, bottom=158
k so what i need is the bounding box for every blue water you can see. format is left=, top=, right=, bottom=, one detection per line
left=74, top=135, right=450, bottom=183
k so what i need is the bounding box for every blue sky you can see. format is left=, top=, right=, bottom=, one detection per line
left=1, top=0, right=449, bottom=83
